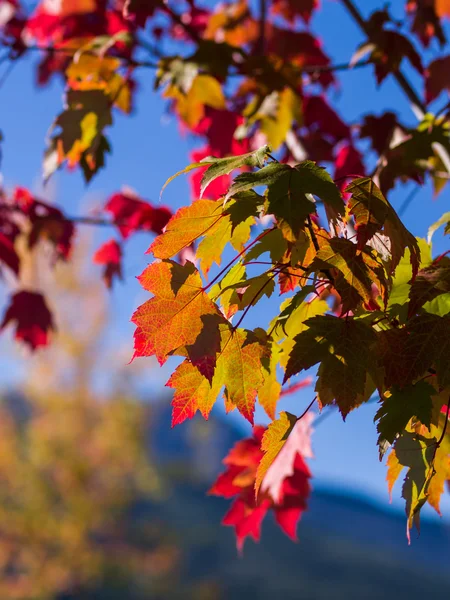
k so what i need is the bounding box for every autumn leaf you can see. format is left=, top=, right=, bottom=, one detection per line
left=408, top=256, right=450, bottom=316
left=167, top=360, right=223, bottom=427
left=105, top=191, right=172, bottom=239
left=132, top=260, right=225, bottom=365
left=1, top=291, right=54, bottom=350
left=375, top=382, right=434, bottom=456
left=271, top=0, right=318, bottom=24
left=149, top=199, right=223, bottom=259
left=44, top=89, right=113, bottom=181
left=308, top=237, right=388, bottom=313
left=346, top=177, right=421, bottom=277
left=389, top=430, right=437, bottom=542
left=210, top=423, right=311, bottom=550
left=284, top=315, right=378, bottom=418
left=93, top=239, right=122, bottom=289
left=164, top=74, right=225, bottom=128
left=66, top=53, right=131, bottom=113
left=256, top=410, right=314, bottom=499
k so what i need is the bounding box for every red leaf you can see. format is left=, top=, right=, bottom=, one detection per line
left=189, top=147, right=231, bottom=199
left=210, top=422, right=312, bottom=550
left=193, top=107, right=249, bottom=157
left=0, top=210, right=20, bottom=275
left=334, top=143, right=365, bottom=189
left=425, top=55, right=450, bottom=103
left=13, top=187, right=74, bottom=260
left=303, top=96, right=350, bottom=143
left=105, top=191, right=172, bottom=239
left=271, top=0, right=319, bottom=24
left=359, top=112, right=401, bottom=156
left=93, top=239, right=122, bottom=289
left=1, top=290, right=54, bottom=350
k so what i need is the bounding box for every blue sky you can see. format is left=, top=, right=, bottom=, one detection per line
left=0, top=0, right=449, bottom=521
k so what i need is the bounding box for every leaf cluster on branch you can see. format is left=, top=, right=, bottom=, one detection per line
left=0, top=0, right=449, bottom=550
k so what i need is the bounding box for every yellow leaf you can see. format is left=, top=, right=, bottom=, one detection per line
left=255, top=411, right=298, bottom=497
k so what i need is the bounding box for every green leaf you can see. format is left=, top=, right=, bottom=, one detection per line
left=375, top=382, right=434, bottom=454
left=224, top=191, right=264, bottom=231
left=428, top=210, right=450, bottom=243
left=393, top=431, right=437, bottom=541
left=388, top=238, right=432, bottom=323
left=226, top=161, right=289, bottom=200
left=284, top=315, right=378, bottom=418
left=244, top=228, right=287, bottom=263
left=408, top=256, right=450, bottom=316
left=160, top=145, right=271, bottom=199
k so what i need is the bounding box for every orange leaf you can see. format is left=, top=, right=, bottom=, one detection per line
left=132, top=260, right=223, bottom=365
left=149, top=199, right=223, bottom=259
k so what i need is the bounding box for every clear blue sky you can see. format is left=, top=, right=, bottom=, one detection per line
left=0, top=0, right=449, bottom=520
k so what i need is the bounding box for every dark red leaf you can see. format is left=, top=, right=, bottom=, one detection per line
left=1, top=290, right=54, bottom=350
left=93, top=239, right=123, bottom=289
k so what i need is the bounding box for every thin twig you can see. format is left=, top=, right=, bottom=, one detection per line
left=297, top=396, right=317, bottom=421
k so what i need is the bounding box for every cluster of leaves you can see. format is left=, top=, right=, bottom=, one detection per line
left=133, top=145, right=450, bottom=546
left=0, top=0, right=449, bottom=550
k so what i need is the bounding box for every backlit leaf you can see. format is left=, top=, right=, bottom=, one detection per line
left=284, top=315, right=378, bottom=418
left=346, top=177, right=420, bottom=277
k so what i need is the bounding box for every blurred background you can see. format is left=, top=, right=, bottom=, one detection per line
left=0, top=0, right=450, bottom=598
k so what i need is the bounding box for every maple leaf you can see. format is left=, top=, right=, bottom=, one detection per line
left=132, top=260, right=225, bottom=366
left=271, top=0, right=319, bottom=24
left=162, top=145, right=271, bottom=200
left=149, top=199, right=223, bottom=259
left=388, top=430, right=437, bottom=542
left=303, top=95, right=350, bottom=144
left=167, top=359, right=223, bottom=427
left=13, top=188, right=74, bottom=261
left=1, top=291, right=54, bottom=350
left=194, top=107, right=248, bottom=157
left=271, top=294, right=329, bottom=369
left=427, top=422, right=450, bottom=515
left=93, top=239, right=122, bottom=289
left=228, top=161, right=344, bottom=239
left=167, top=324, right=267, bottom=425
left=346, top=177, right=421, bottom=277
left=333, top=143, right=365, bottom=189
left=249, top=87, right=302, bottom=151
left=408, top=256, right=450, bottom=316
left=164, top=74, right=225, bottom=128
left=44, top=89, right=113, bottom=181
left=284, top=315, right=378, bottom=418
left=210, top=423, right=311, bottom=550
left=256, top=411, right=313, bottom=498
left=355, top=21, right=423, bottom=85
left=359, top=112, right=401, bottom=155
left=406, top=0, right=446, bottom=47
left=105, top=191, right=172, bottom=239
left=404, top=313, right=450, bottom=389
left=308, top=237, right=388, bottom=313
left=66, top=53, right=132, bottom=113
left=375, top=382, right=434, bottom=455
